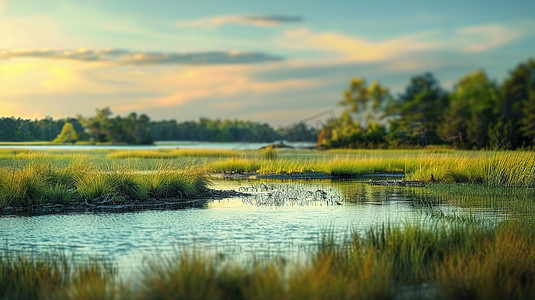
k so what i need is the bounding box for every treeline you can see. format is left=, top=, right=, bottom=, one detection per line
left=317, top=58, right=535, bottom=149
left=0, top=117, right=84, bottom=142
left=0, top=108, right=318, bottom=144
left=150, top=118, right=317, bottom=143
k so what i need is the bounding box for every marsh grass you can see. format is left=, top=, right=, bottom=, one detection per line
left=261, top=148, right=277, bottom=160
left=107, top=149, right=242, bottom=159
left=1, top=149, right=534, bottom=209
left=408, top=183, right=535, bottom=220
left=2, top=149, right=534, bottom=186
left=0, top=252, right=118, bottom=300
left=0, top=158, right=209, bottom=209
left=3, top=220, right=535, bottom=299
left=207, top=150, right=535, bottom=187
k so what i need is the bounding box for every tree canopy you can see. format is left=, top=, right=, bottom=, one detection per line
left=318, top=58, right=535, bottom=149
left=1, top=58, right=533, bottom=148
left=0, top=110, right=318, bottom=144
left=53, top=122, right=78, bottom=144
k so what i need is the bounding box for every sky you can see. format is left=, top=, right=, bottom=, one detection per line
left=1, top=0, right=534, bottom=126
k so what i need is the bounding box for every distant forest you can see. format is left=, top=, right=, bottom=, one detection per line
left=1, top=58, right=533, bottom=149
left=0, top=109, right=318, bottom=144
left=317, top=58, right=535, bottom=150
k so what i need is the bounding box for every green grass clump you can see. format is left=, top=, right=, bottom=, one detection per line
left=209, top=149, right=535, bottom=186
left=0, top=160, right=209, bottom=209
left=406, top=151, right=535, bottom=187
left=0, top=253, right=118, bottom=300
left=0, top=164, right=80, bottom=207
left=75, top=172, right=150, bottom=201
left=144, top=170, right=209, bottom=199
left=107, top=149, right=242, bottom=159
left=1, top=149, right=534, bottom=191
left=209, top=158, right=263, bottom=174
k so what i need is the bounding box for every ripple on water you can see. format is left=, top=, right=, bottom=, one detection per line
left=0, top=180, right=506, bottom=273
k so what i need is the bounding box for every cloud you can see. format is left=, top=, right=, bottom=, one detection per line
left=0, top=48, right=283, bottom=65
left=118, top=66, right=321, bottom=113
left=283, top=22, right=533, bottom=65
left=457, top=25, right=523, bottom=53
left=175, top=15, right=303, bottom=27
left=283, top=29, right=440, bottom=63
left=0, top=59, right=116, bottom=98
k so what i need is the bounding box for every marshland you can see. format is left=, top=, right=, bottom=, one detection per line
left=3, top=0, right=535, bottom=297
left=1, top=147, right=535, bottom=299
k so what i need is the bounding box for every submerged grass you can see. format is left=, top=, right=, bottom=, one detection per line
left=408, top=183, right=535, bottom=220
left=2, top=220, right=535, bottom=299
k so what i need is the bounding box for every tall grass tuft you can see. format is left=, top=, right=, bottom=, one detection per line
left=262, top=148, right=277, bottom=160
left=0, top=159, right=209, bottom=209
left=0, top=252, right=118, bottom=300
left=433, top=223, right=535, bottom=299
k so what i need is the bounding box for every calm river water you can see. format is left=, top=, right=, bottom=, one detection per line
left=0, top=141, right=315, bottom=151
left=0, top=180, right=504, bottom=275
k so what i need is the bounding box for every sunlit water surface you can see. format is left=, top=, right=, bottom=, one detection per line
left=0, top=141, right=314, bottom=151
left=0, top=180, right=505, bottom=275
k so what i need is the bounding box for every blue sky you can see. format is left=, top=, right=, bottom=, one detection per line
left=1, top=0, right=534, bottom=125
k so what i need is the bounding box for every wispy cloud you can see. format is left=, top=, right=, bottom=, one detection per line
left=457, top=24, right=523, bottom=53
left=121, top=68, right=320, bottom=112
left=0, top=48, right=283, bottom=65
left=283, top=28, right=440, bottom=63
left=175, top=15, right=303, bottom=27
left=283, top=21, right=533, bottom=64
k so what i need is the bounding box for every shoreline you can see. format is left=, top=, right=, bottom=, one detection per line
left=0, top=173, right=421, bottom=216
left=0, top=188, right=248, bottom=216
left=209, top=172, right=405, bottom=180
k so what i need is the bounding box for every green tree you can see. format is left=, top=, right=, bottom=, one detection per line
left=53, top=122, right=78, bottom=144
left=392, top=73, right=448, bottom=146
left=500, top=59, right=535, bottom=148
left=439, top=70, right=499, bottom=149
left=83, top=107, right=112, bottom=143
left=338, top=78, right=393, bottom=127
left=317, top=78, right=391, bottom=148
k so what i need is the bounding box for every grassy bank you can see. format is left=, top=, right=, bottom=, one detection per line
left=1, top=149, right=534, bottom=209
left=107, top=149, right=241, bottom=159
left=0, top=161, right=208, bottom=209
left=207, top=150, right=535, bottom=187
left=2, top=220, right=534, bottom=299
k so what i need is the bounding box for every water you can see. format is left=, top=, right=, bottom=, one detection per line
left=0, top=141, right=315, bottom=151
left=0, top=180, right=505, bottom=274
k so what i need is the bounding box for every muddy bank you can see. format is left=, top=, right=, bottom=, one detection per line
left=210, top=172, right=405, bottom=180
left=0, top=189, right=248, bottom=216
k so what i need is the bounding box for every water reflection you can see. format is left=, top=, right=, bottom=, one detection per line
left=237, top=182, right=342, bottom=206
left=0, top=141, right=315, bottom=151
left=0, top=180, right=508, bottom=274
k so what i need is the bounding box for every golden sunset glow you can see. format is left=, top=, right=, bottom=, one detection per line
left=0, top=0, right=534, bottom=124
